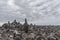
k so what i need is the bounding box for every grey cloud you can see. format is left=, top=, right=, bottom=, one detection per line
left=0, top=0, right=60, bottom=25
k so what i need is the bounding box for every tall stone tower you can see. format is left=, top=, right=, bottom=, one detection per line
left=25, top=18, right=28, bottom=25
left=23, top=18, right=29, bottom=33
left=8, top=21, right=10, bottom=26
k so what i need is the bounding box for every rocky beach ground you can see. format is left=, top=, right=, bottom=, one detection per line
left=0, top=19, right=60, bottom=40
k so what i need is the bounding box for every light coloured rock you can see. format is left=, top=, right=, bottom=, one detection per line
left=28, top=33, right=35, bottom=38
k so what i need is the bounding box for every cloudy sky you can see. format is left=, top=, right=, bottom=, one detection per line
left=0, top=0, right=60, bottom=25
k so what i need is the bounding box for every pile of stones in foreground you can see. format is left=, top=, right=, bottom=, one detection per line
left=0, top=19, right=60, bottom=40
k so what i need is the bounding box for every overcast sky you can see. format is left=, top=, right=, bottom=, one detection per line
left=0, top=0, right=60, bottom=25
